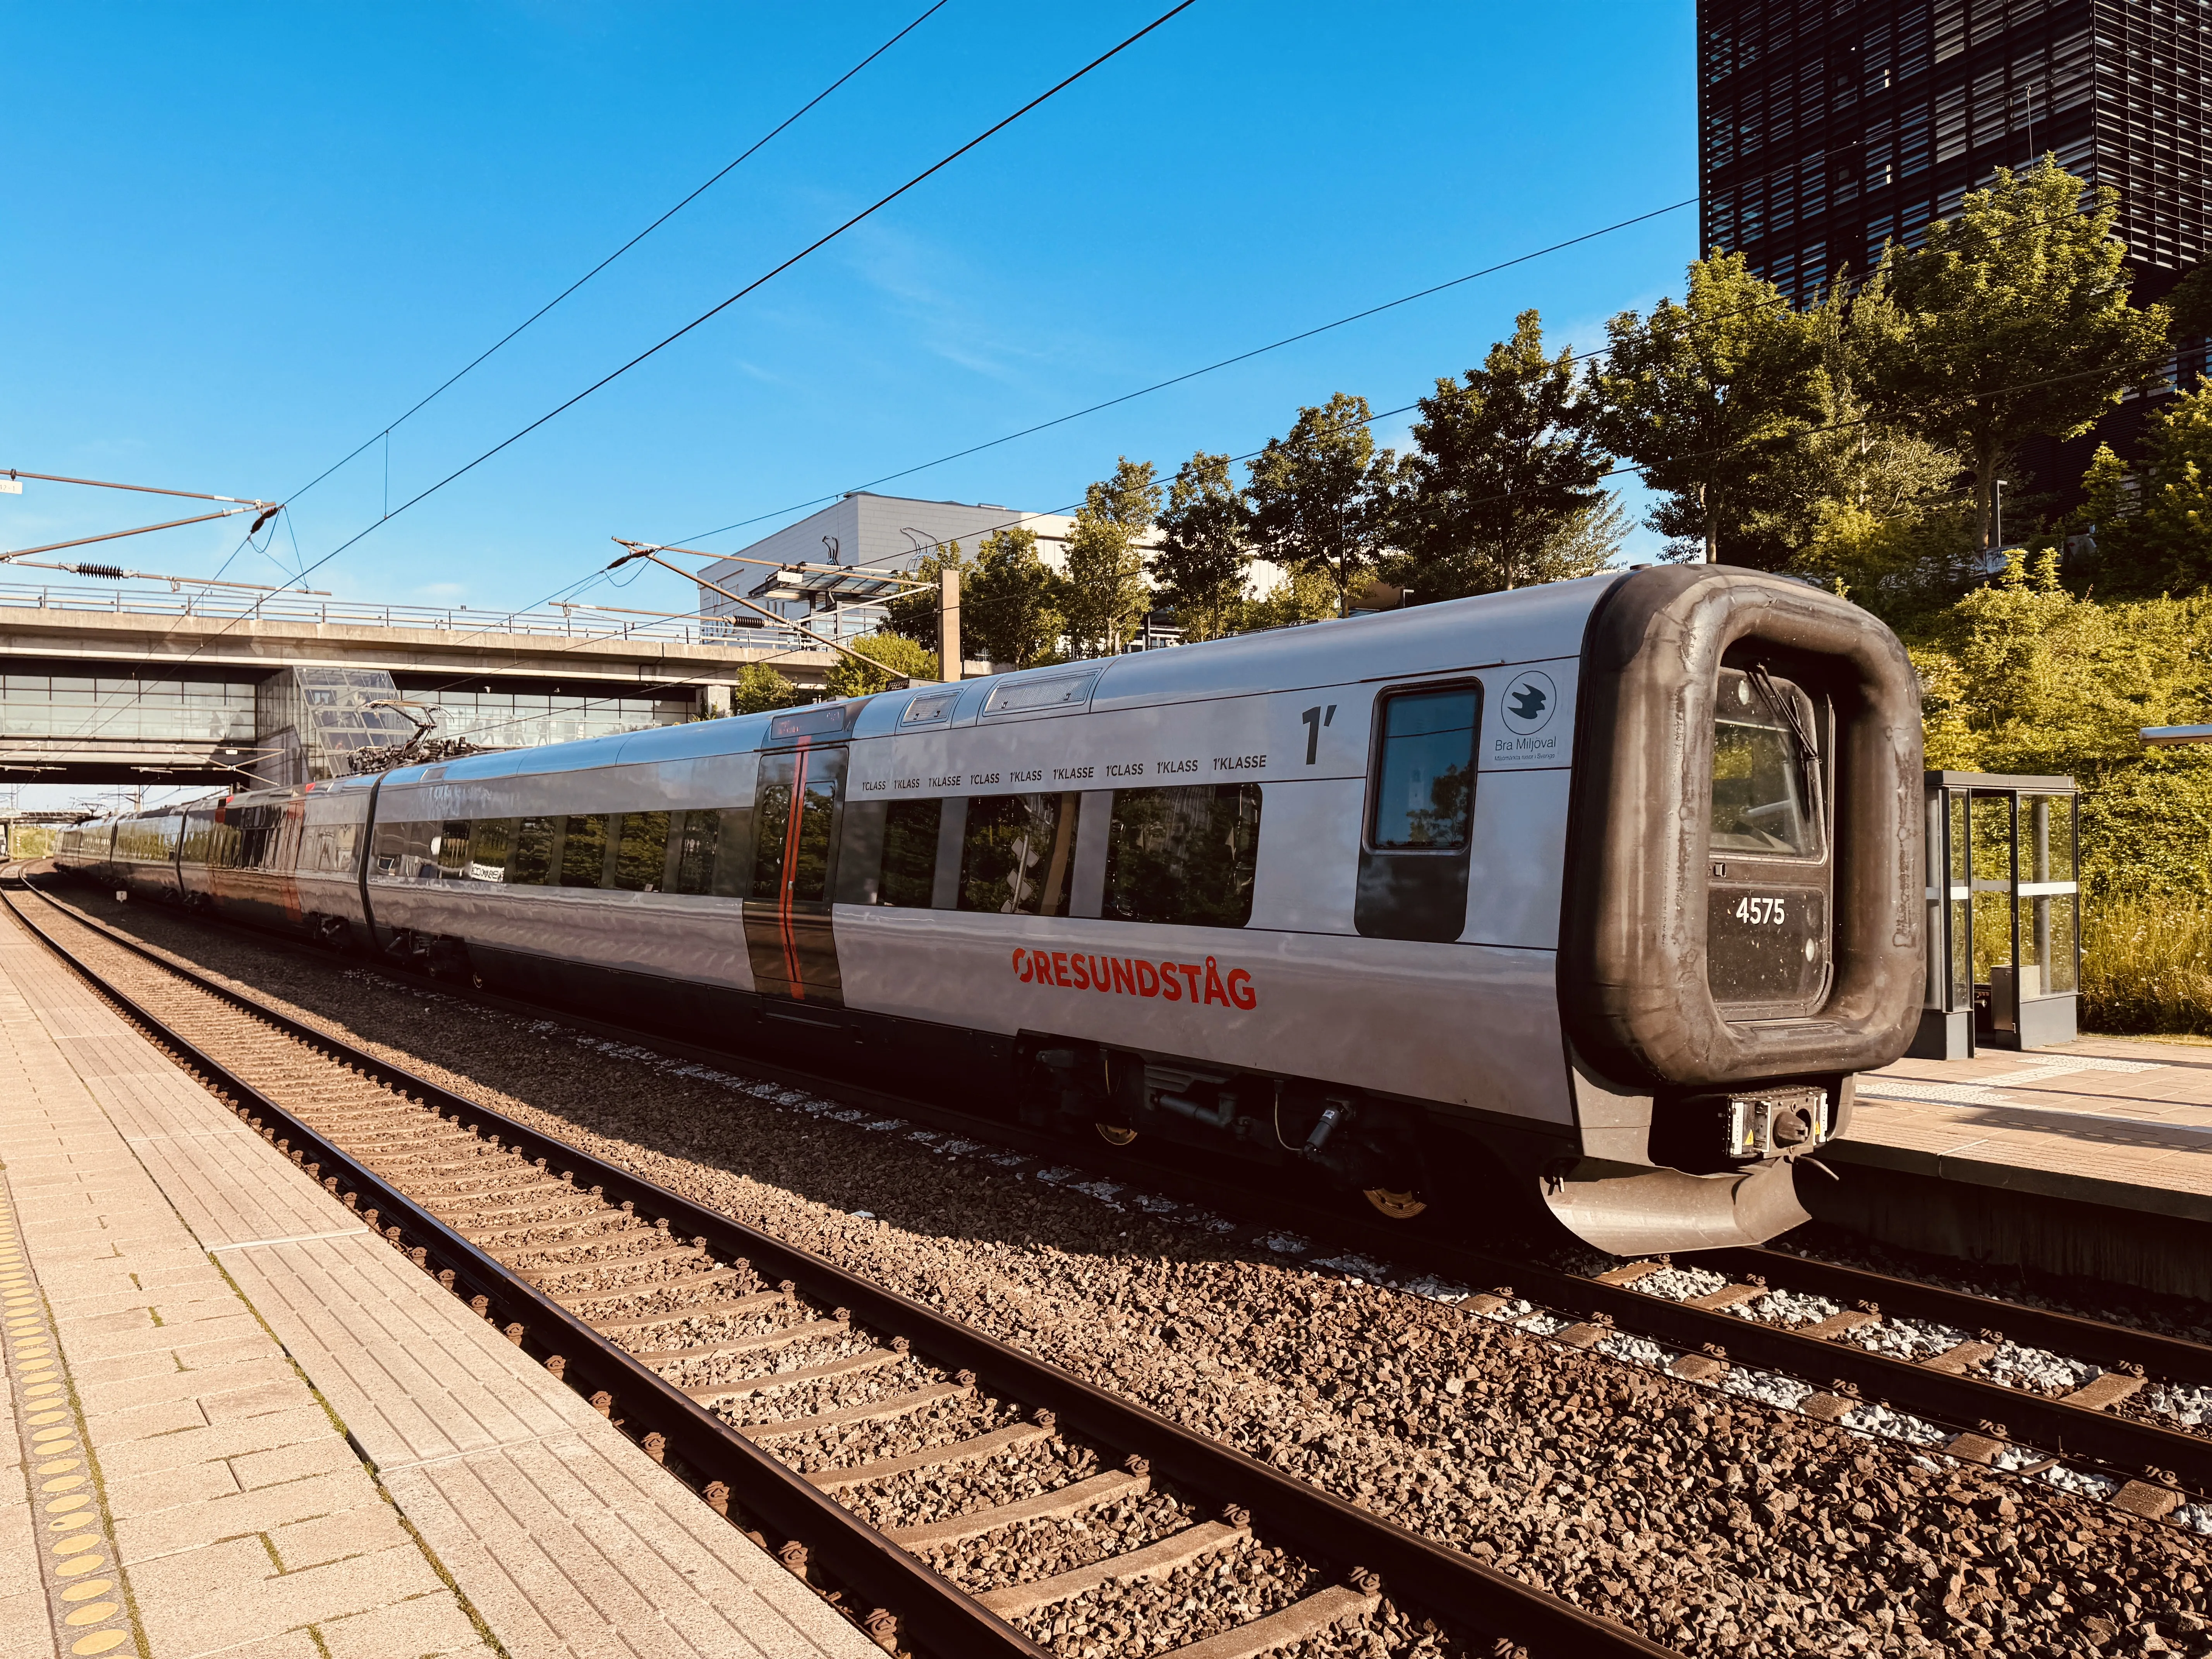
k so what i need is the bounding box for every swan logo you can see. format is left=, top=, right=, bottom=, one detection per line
left=1500, top=669, right=1558, bottom=737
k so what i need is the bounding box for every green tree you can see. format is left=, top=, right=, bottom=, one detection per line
left=731, top=660, right=806, bottom=714
left=1242, top=564, right=1338, bottom=631
left=965, top=525, right=1063, bottom=669
left=1867, top=160, right=2169, bottom=552
left=1733, top=278, right=1966, bottom=577
left=1245, top=392, right=1398, bottom=614
left=2166, top=262, right=2212, bottom=342
left=2076, top=386, right=2212, bottom=596
left=1151, top=451, right=1251, bottom=641
left=1061, top=457, right=1159, bottom=658
left=882, top=539, right=970, bottom=655
left=1590, top=249, right=1825, bottom=565
left=825, top=631, right=939, bottom=699
left=1392, top=310, right=1613, bottom=596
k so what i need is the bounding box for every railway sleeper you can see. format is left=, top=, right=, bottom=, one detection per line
left=739, top=1381, right=971, bottom=1443
left=809, top=1420, right=1052, bottom=1491
left=596, top=1288, right=790, bottom=1334
left=685, top=1349, right=905, bottom=1400
left=636, top=1317, right=851, bottom=1363
left=974, top=1516, right=1249, bottom=1617
left=888, top=1466, right=1151, bottom=1548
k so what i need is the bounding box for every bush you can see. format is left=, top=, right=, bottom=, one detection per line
left=825, top=632, right=939, bottom=699
left=2081, top=895, right=2212, bottom=1035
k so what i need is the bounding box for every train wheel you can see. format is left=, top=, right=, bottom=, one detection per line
left=1363, top=1187, right=1427, bottom=1220
left=1095, top=1123, right=1137, bottom=1147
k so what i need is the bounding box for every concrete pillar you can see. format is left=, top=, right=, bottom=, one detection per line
left=938, top=569, right=961, bottom=684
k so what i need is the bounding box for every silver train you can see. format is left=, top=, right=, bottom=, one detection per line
left=55, top=565, right=1925, bottom=1255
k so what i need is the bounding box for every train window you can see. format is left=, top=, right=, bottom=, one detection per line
left=560, top=814, right=610, bottom=887
left=1102, top=785, right=1261, bottom=928
left=507, top=816, right=557, bottom=884
left=369, top=820, right=402, bottom=878
left=461, top=819, right=510, bottom=881
left=1370, top=688, right=1478, bottom=850
left=958, top=793, right=1080, bottom=917
left=1711, top=668, right=1821, bottom=857
left=666, top=808, right=751, bottom=896
left=433, top=821, right=472, bottom=880
left=753, top=749, right=845, bottom=903
left=370, top=821, right=435, bottom=880
left=880, top=799, right=943, bottom=906
left=610, top=811, right=670, bottom=891
left=879, top=799, right=943, bottom=906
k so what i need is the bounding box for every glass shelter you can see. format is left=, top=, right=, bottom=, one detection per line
left=1910, top=773, right=2081, bottom=1060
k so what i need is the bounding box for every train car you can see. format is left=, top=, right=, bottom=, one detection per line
left=51, top=565, right=1924, bottom=1255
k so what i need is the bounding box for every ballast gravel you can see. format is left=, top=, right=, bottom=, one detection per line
left=53, top=888, right=2212, bottom=1659
left=1983, top=1340, right=2099, bottom=1396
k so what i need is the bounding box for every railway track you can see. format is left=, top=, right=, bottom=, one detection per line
left=26, top=872, right=2212, bottom=1542
left=0, top=869, right=1677, bottom=1659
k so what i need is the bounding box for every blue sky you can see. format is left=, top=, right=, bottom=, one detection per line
left=3, top=0, right=1698, bottom=635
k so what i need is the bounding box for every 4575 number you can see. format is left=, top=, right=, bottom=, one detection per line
left=1733, top=895, right=1793, bottom=926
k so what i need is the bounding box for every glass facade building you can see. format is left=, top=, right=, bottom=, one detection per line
left=0, top=668, right=258, bottom=746
left=1698, top=0, right=2212, bottom=490
left=1700, top=0, right=2210, bottom=303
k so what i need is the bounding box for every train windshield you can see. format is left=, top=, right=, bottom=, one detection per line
left=1711, top=668, right=1820, bottom=857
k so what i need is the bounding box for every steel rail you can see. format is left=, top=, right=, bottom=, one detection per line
left=0, top=876, right=1049, bottom=1659
left=26, top=872, right=2212, bottom=1499
left=2, top=874, right=1679, bottom=1659
left=1720, top=1246, right=2212, bottom=1390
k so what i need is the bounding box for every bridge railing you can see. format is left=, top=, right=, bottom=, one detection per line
left=0, top=579, right=818, bottom=654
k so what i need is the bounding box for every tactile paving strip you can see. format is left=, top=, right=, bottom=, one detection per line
left=0, top=1168, right=145, bottom=1659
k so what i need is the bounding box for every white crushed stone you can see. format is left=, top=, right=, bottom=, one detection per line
left=1595, top=1332, right=1671, bottom=1367
left=2037, top=1463, right=2119, bottom=1500
left=2145, top=1381, right=2212, bottom=1428
left=1724, top=1368, right=1815, bottom=1411
left=2176, top=1503, right=2212, bottom=1536
left=1983, top=1341, right=2097, bottom=1395
left=1840, top=1402, right=1948, bottom=1446
left=1398, top=1274, right=1471, bottom=1305
left=1840, top=1316, right=1972, bottom=1360
left=1255, top=1233, right=1310, bottom=1255
left=1626, top=1265, right=1731, bottom=1302
left=1470, top=1297, right=1569, bottom=1338
left=1993, top=1444, right=2046, bottom=1473
left=1728, top=1288, right=1842, bottom=1326
left=1311, top=1252, right=1394, bottom=1283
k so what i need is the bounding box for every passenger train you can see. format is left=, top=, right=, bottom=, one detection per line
left=54, top=565, right=1925, bottom=1255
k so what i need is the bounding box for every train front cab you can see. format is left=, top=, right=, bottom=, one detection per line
left=1542, top=565, right=1924, bottom=1256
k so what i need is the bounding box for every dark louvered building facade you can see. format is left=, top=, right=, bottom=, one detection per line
left=1699, top=0, right=2212, bottom=498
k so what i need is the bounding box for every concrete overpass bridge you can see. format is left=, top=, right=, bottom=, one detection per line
left=0, top=576, right=834, bottom=785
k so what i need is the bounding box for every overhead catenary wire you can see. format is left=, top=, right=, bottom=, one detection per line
left=58, top=157, right=2156, bottom=764
left=57, top=3, right=1196, bottom=757
left=670, top=162, right=2144, bottom=556
left=275, top=2, right=953, bottom=513
left=670, top=196, right=1702, bottom=547
left=354, top=340, right=2192, bottom=758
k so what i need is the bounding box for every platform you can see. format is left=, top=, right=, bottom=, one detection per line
left=1826, top=1036, right=2212, bottom=1298
left=0, top=912, right=880, bottom=1659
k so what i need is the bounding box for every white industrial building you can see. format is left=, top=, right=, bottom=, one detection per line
left=694, top=491, right=1177, bottom=651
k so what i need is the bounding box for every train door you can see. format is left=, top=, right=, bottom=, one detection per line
left=742, top=739, right=847, bottom=1005
left=1704, top=662, right=1834, bottom=1025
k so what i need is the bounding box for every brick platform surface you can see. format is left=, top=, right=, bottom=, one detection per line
left=1846, top=1037, right=2212, bottom=1219
left=0, top=908, right=878, bottom=1659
